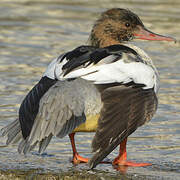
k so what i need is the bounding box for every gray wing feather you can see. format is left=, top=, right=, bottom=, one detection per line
left=57, top=113, right=86, bottom=138
left=38, top=134, right=53, bottom=154
left=20, top=80, right=86, bottom=154
left=18, top=139, right=27, bottom=154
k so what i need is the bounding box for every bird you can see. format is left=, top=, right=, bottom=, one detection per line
left=1, top=8, right=175, bottom=169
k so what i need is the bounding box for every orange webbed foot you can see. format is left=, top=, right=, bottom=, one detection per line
left=72, top=153, right=89, bottom=164
left=112, top=157, right=151, bottom=167
left=113, top=138, right=152, bottom=168
left=112, top=158, right=151, bottom=174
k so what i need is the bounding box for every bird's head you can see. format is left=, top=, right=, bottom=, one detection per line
left=89, top=8, right=176, bottom=47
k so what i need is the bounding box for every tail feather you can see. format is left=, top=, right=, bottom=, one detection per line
left=7, top=131, right=22, bottom=145
left=1, top=119, right=38, bottom=154
left=1, top=119, right=22, bottom=145
left=1, top=119, right=54, bottom=155
left=1, top=119, right=19, bottom=137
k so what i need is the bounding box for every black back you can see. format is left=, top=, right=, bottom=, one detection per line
left=61, top=44, right=140, bottom=76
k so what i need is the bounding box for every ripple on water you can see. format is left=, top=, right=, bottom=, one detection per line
left=0, top=0, right=179, bottom=179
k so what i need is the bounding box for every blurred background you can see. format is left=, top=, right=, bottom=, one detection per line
left=0, top=0, right=179, bottom=179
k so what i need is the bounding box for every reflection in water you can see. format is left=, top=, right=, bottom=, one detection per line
left=0, top=0, right=179, bottom=179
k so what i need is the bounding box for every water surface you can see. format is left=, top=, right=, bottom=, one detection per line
left=0, top=0, right=179, bottom=179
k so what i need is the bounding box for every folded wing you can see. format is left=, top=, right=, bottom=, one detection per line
left=89, top=83, right=158, bottom=168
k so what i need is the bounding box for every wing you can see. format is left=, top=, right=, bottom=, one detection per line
left=89, top=83, right=158, bottom=169
left=19, top=76, right=57, bottom=139
left=19, top=80, right=86, bottom=154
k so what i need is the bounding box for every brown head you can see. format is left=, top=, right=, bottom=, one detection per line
left=89, top=8, right=176, bottom=47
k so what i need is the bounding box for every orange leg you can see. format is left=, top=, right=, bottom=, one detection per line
left=112, top=138, right=151, bottom=167
left=69, top=133, right=89, bottom=164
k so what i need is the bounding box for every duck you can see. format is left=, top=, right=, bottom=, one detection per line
left=1, top=8, right=175, bottom=169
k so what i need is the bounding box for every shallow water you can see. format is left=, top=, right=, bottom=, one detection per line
left=0, top=0, right=179, bottom=179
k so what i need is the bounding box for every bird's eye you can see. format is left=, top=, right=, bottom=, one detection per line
left=125, top=23, right=130, bottom=27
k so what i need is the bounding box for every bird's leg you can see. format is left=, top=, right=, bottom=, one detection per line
left=112, top=138, right=151, bottom=167
left=69, top=133, right=89, bottom=164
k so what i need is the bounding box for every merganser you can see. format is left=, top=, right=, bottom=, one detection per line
left=1, top=8, right=175, bottom=169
